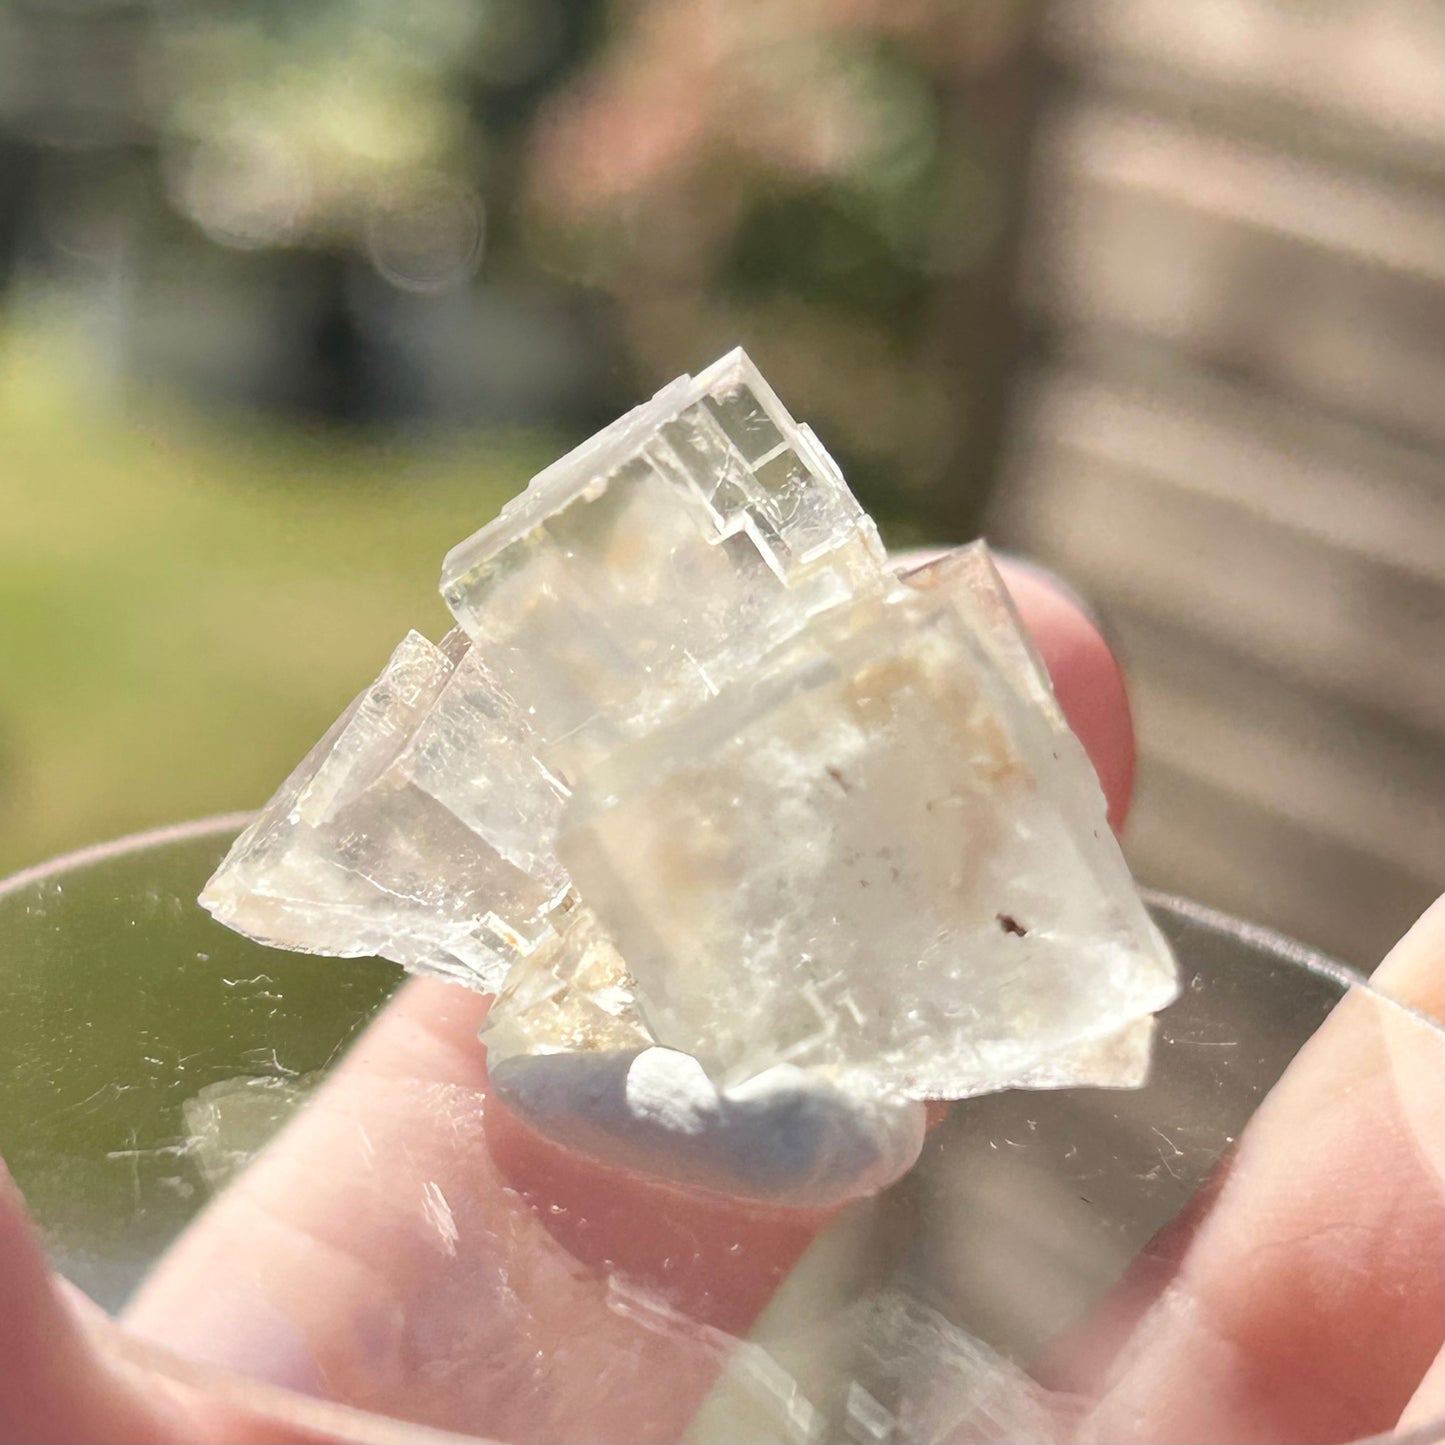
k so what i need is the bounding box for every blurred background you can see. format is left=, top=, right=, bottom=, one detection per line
left=1, top=0, right=1439, bottom=968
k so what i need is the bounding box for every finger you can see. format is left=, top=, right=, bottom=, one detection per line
left=486, top=1048, right=927, bottom=1208
left=1400, top=1344, right=1445, bottom=1432
left=123, top=980, right=830, bottom=1442
left=0, top=1159, right=199, bottom=1444
left=1058, top=897, right=1445, bottom=1443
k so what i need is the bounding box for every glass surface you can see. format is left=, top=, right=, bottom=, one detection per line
left=1, top=817, right=1440, bottom=1445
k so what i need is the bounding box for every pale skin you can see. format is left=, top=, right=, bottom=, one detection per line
left=1, top=559, right=1439, bottom=1445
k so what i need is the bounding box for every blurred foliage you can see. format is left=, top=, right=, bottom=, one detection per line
left=0, top=0, right=1041, bottom=870
left=521, top=0, right=1040, bottom=534
left=0, top=0, right=1036, bottom=492
left=0, top=0, right=599, bottom=255
left=0, top=0, right=616, bottom=427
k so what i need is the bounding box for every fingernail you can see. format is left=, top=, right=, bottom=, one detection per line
left=488, top=1049, right=925, bottom=1209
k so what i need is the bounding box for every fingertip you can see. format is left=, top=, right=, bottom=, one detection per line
left=1371, top=894, right=1445, bottom=1020
left=0, top=1157, right=194, bottom=1444
left=1399, top=1346, right=1445, bottom=1432
left=483, top=1089, right=831, bottom=1335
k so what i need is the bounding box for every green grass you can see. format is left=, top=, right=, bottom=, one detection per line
left=0, top=314, right=556, bottom=875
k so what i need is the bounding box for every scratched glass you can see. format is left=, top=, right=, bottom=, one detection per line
left=1, top=817, right=1439, bottom=1445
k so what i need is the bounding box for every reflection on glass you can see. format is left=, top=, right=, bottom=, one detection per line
left=2, top=817, right=1438, bottom=1444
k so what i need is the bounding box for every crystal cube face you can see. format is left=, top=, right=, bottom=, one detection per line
left=438, top=349, right=887, bottom=783
left=556, top=554, right=1177, bottom=1098
left=201, top=349, right=1178, bottom=1103
left=200, top=630, right=571, bottom=990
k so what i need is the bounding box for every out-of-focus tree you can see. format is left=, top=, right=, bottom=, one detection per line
left=0, top=0, right=1045, bottom=513
left=0, top=0, right=613, bottom=425
left=523, top=0, right=1042, bottom=535
left=152, top=0, right=567, bottom=278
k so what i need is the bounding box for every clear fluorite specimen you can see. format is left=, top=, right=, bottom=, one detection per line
left=201, top=347, right=1177, bottom=1107
left=200, top=627, right=572, bottom=990
left=205, top=349, right=884, bottom=991
left=555, top=549, right=1175, bottom=1098
left=438, top=349, right=886, bottom=787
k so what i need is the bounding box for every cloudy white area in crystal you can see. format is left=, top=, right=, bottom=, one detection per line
left=200, top=347, right=1178, bottom=1107
left=556, top=554, right=1176, bottom=1098
left=438, top=349, right=888, bottom=783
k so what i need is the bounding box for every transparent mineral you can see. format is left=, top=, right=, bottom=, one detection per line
left=201, top=346, right=1178, bottom=1113
left=201, top=627, right=572, bottom=990
left=439, top=347, right=888, bottom=785
left=554, top=549, right=1176, bottom=1098
left=204, top=349, right=886, bottom=988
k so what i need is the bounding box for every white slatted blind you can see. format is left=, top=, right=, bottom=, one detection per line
left=992, top=0, right=1443, bottom=965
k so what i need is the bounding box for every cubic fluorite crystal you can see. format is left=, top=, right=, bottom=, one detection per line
left=555, top=550, right=1172, bottom=1098
left=201, top=347, right=1177, bottom=1111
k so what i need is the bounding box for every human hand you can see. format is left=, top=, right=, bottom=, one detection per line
left=0, top=558, right=1438, bottom=1445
